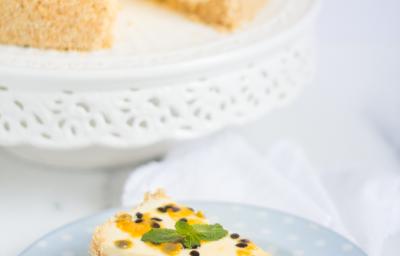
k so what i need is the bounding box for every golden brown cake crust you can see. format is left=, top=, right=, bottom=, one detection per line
left=0, top=0, right=118, bottom=51
left=90, top=189, right=168, bottom=256
left=154, top=0, right=268, bottom=29
left=90, top=226, right=105, bottom=256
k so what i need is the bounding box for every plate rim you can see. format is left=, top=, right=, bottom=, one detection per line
left=19, top=200, right=367, bottom=256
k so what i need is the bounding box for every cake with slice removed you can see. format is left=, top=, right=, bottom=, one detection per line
left=91, top=189, right=271, bottom=256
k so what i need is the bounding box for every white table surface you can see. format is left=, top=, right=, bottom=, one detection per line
left=1, top=0, right=400, bottom=255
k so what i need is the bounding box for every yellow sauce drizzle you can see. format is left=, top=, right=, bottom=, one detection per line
left=196, top=211, right=205, bottom=218
left=115, top=206, right=206, bottom=255
left=148, top=242, right=183, bottom=256
left=236, top=243, right=256, bottom=256
left=166, top=206, right=206, bottom=224
left=115, top=212, right=161, bottom=237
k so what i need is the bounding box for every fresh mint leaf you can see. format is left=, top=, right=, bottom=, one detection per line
left=192, top=223, right=228, bottom=241
left=175, top=220, right=201, bottom=248
left=182, top=233, right=201, bottom=248
left=141, top=229, right=184, bottom=244
left=175, top=220, right=195, bottom=235
left=141, top=220, right=228, bottom=248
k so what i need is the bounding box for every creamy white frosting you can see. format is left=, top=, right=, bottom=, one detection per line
left=93, top=191, right=270, bottom=256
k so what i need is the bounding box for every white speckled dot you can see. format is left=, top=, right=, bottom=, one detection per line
left=230, top=205, right=242, bottom=212
left=232, top=222, right=245, bottom=229
left=308, top=223, right=320, bottom=230
left=287, top=234, right=299, bottom=241
left=315, top=239, right=326, bottom=247
left=283, top=216, right=294, bottom=224
left=61, top=251, right=75, bottom=256
left=260, top=228, right=272, bottom=235
left=61, top=234, right=72, bottom=241
left=256, top=210, right=268, bottom=218
left=267, top=245, right=278, bottom=254
left=342, top=243, right=354, bottom=252
left=208, top=216, right=220, bottom=222
left=37, top=241, right=48, bottom=248
left=292, top=249, right=305, bottom=256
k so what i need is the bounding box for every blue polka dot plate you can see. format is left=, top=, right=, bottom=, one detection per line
left=20, top=202, right=367, bottom=256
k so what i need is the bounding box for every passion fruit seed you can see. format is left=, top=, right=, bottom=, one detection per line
left=151, top=222, right=161, bottom=228
left=114, top=240, right=132, bottom=249
left=190, top=250, right=200, bottom=256
left=157, top=207, right=167, bottom=213
left=236, top=243, right=248, bottom=248
left=230, top=233, right=240, bottom=239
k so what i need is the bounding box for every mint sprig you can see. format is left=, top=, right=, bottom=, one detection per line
left=175, top=220, right=201, bottom=248
left=141, top=220, right=228, bottom=248
left=192, top=223, right=228, bottom=241
left=141, top=229, right=183, bottom=244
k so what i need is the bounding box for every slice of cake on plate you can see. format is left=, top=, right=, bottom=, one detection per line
left=91, top=189, right=270, bottom=256
left=0, top=0, right=118, bottom=51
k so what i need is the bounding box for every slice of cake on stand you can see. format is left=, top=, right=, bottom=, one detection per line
left=91, top=189, right=271, bottom=256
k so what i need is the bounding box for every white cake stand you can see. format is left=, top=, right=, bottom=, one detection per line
left=0, top=0, right=318, bottom=168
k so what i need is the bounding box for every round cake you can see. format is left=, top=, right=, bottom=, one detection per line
left=0, top=0, right=267, bottom=51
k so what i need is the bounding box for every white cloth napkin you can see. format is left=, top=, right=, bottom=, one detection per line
left=122, top=132, right=400, bottom=256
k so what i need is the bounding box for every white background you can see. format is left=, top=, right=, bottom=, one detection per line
left=1, top=0, right=399, bottom=255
